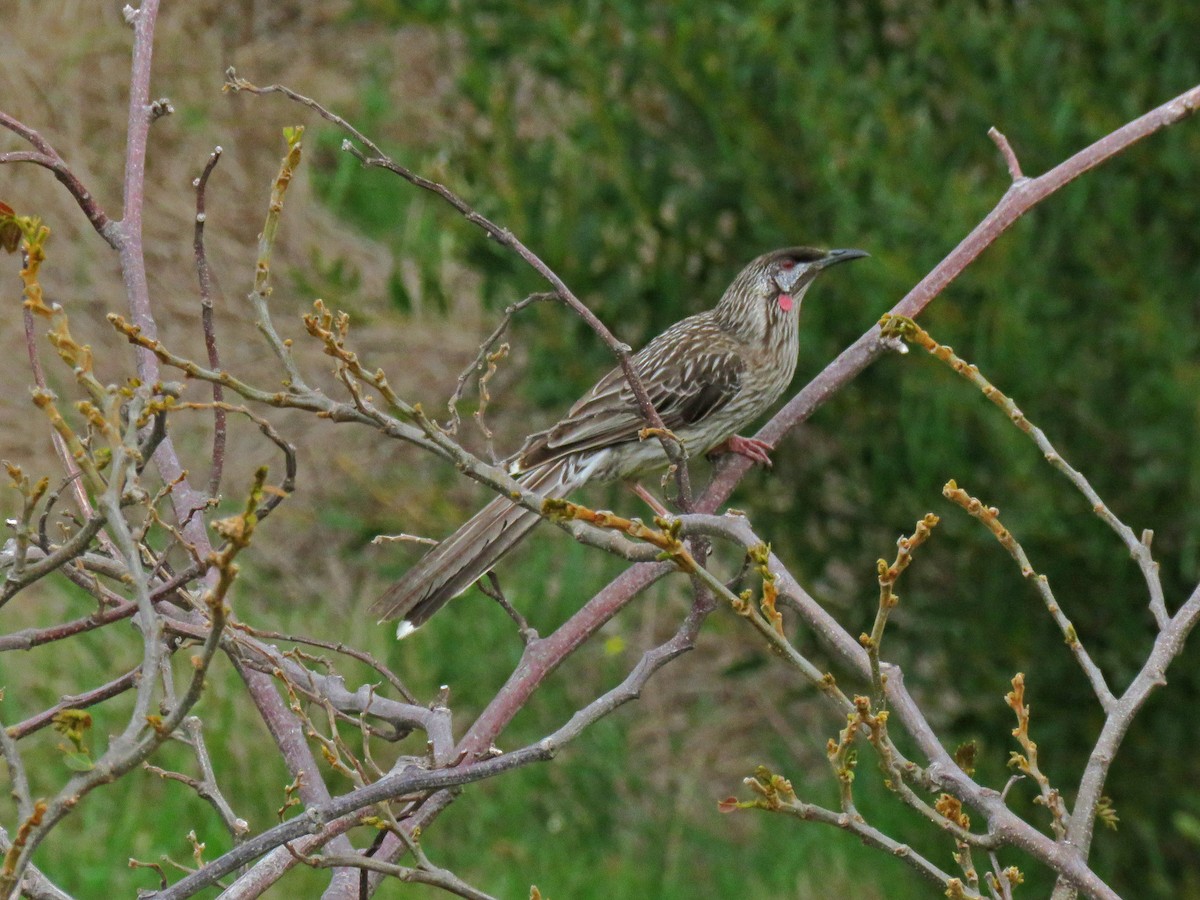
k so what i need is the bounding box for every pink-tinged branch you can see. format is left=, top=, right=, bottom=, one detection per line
left=404, top=80, right=1200, bottom=858
left=112, top=8, right=361, bottom=886
left=0, top=115, right=118, bottom=246
left=192, top=147, right=227, bottom=498
left=708, top=80, right=1200, bottom=502
left=117, top=0, right=160, bottom=353
left=336, top=84, right=1200, bottom=888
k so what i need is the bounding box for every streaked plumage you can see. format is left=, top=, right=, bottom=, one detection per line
left=374, top=246, right=867, bottom=634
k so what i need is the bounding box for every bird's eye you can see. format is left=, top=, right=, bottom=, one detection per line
left=779, top=260, right=796, bottom=270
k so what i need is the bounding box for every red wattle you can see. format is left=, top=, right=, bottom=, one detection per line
left=778, top=294, right=793, bottom=312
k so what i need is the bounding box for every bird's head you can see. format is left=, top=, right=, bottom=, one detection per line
left=715, top=245, right=868, bottom=339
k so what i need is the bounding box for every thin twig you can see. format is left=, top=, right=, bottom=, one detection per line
left=728, top=769, right=982, bottom=897
left=18, top=253, right=106, bottom=538
left=223, top=70, right=696, bottom=510
left=193, top=146, right=227, bottom=499
left=448, top=292, right=555, bottom=423
left=0, top=116, right=118, bottom=245
left=248, top=128, right=311, bottom=391
left=229, top=622, right=417, bottom=704
left=942, top=480, right=1115, bottom=711
left=152, top=717, right=249, bottom=841
left=0, top=716, right=33, bottom=820
left=1004, top=674, right=1069, bottom=839
left=476, top=572, right=536, bottom=641
left=865, top=515, right=939, bottom=709
left=164, top=591, right=715, bottom=898
left=882, top=314, right=1168, bottom=633
left=172, top=401, right=296, bottom=522
left=988, top=127, right=1025, bottom=182
left=7, top=668, right=139, bottom=740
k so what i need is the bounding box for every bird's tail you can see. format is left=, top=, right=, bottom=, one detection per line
left=371, top=459, right=580, bottom=636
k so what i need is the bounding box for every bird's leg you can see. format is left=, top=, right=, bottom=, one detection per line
left=708, top=434, right=774, bottom=467
left=626, top=480, right=671, bottom=517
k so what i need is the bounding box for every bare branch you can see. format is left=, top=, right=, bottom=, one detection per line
left=882, top=314, right=1168, bottom=632
left=1061, top=580, right=1200, bottom=877
left=0, top=115, right=117, bottom=245
left=147, top=717, right=249, bottom=842
left=726, top=769, right=981, bottom=897
left=988, top=127, right=1025, bottom=182
left=0, top=720, right=32, bottom=822
left=192, top=146, right=227, bottom=498
left=7, top=668, right=140, bottom=741
left=705, top=81, right=1200, bottom=510
left=223, top=70, right=696, bottom=508
left=942, top=480, right=1115, bottom=710
left=301, top=851, right=496, bottom=900
left=673, top=513, right=1118, bottom=900
left=153, top=589, right=714, bottom=898
left=443, top=290, right=555, bottom=442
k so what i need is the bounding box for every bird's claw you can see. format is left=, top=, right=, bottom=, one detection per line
left=710, top=435, right=774, bottom=468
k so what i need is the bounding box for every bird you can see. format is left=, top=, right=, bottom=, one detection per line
left=374, top=245, right=867, bottom=636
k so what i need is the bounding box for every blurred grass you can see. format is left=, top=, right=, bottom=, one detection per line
left=3, top=0, right=1200, bottom=896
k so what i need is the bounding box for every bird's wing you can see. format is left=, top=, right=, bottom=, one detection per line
left=515, top=322, right=746, bottom=469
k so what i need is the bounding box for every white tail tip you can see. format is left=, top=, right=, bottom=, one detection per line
left=395, top=620, right=418, bottom=640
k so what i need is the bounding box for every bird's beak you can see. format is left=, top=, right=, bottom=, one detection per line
left=776, top=248, right=869, bottom=294
left=817, top=248, right=870, bottom=270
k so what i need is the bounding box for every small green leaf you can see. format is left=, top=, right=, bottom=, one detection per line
left=63, top=751, right=94, bottom=772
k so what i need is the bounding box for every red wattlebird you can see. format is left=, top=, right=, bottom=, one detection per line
left=374, top=246, right=867, bottom=636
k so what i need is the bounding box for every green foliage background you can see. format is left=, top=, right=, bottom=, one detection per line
left=327, top=1, right=1200, bottom=895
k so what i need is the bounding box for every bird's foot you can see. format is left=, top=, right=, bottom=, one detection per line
left=709, top=435, right=774, bottom=468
